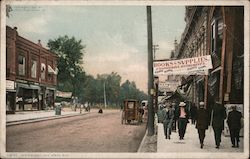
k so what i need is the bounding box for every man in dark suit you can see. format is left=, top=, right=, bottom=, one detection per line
left=227, top=105, right=242, bottom=148
left=196, top=102, right=209, bottom=149
left=212, top=102, right=227, bottom=149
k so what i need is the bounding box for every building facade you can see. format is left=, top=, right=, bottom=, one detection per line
left=6, top=26, right=58, bottom=113
left=176, top=6, right=244, bottom=108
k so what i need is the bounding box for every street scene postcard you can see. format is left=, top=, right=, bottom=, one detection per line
left=0, top=0, right=249, bottom=159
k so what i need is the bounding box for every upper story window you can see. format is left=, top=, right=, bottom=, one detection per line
left=48, top=64, right=54, bottom=82
left=31, top=59, right=37, bottom=78
left=211, top=17, right=223, bottom=68
left=41, top=63, right=46, bottom=80
left=18, top=54, right=25, bottom=76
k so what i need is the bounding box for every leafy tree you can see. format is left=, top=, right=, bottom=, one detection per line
left=47, top=35, right=85, bottom=99
left=119, top=80, right=147, bottom=103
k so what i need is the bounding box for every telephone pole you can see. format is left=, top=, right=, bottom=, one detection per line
left=147, top=6, right=155, bottom=136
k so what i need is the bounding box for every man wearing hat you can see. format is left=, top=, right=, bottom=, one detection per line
left=171, top=102, right=177, bottom=131
left=211, top=102, right=227, bottom=149
left=162, top=103, right=174, bottom=139
left=196, top=101, right=209, bottom=149
left=227, top=105, right=242, bottom=148
left=176, top=102, right=189, bottom=140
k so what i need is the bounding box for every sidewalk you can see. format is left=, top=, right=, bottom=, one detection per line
left=6, top=108, right=87, bottom=126
left=157, top=121, right=244, bottom=153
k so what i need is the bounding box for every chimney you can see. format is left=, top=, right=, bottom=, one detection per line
left=13, top=26, right=18, bottom=38
left=38, top=39, right=42, bottom=47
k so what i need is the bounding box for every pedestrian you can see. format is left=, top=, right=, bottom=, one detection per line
left=190, top=103, right=197, bottom=125
left=227, top=105, right=243, bottom=148
left=171, top=102, right=177, bottom=131
left=138, top=106, right=144, bottom=123
left=176, top=102, right=189, bottom=140
left=211, top=102, right=227, bottom=149
left=162, top=104, right=175, bottom=139
left=157, top=104, right=164, bottom=123
left=195, top=102, right=209, bottom=149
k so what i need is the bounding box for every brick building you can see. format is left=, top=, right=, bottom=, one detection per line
left=6, top=26, right=58, bottom=113
left=176, top=6, right=244, bottom=108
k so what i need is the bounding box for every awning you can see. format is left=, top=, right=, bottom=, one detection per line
left=176, top=83, right=193, bottom=102
left=17, top=83, right=40, bottom=90
left=47, top=87, right=56, bottom=91
left=56, top=90, right=72, bottom=98
left=196, top=76, right=204, bottom=83
left=48, top=65, right=58, bottom=75
left=210, top=66, right=222, bottom=74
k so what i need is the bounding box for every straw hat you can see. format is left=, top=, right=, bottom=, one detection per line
left=199, top=102, right=204, bottom=105
left=179, top=102, right=186, bottom=107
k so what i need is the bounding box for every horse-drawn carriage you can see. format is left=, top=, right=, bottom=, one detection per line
left=121, top=99, right=144, bottom=124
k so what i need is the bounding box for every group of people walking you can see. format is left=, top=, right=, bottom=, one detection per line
left=157, top=101, right=243, bottom=149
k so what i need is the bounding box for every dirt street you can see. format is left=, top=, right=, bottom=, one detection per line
left=6, top=109, right=147, bottom=152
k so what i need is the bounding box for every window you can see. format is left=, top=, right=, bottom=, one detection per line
left=18, top=55, right=25, bottom=76
left=211, top=20, right=216, bottom=53
left=31, top=59, right=37, bottom=78
left=41, top=63, right=46, bottom=80
left=210, top=17, right=223, bottom=68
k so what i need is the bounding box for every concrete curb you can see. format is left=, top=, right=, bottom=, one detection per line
left=6, top=113, right=88, bottom=126
left=137, top=128, right=148, bottom=152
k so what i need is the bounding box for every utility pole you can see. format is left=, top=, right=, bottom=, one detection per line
left=104, top=82, right=107, bottom=109
left=147, top=6, right=155, bottom=136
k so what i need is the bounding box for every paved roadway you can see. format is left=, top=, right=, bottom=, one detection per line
left=7, top=109, right=146, bottom=152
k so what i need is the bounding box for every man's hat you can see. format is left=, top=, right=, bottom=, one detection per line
left=179, top=102, right=186, bottom=107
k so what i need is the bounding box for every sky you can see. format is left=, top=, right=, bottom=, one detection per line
left=6, top=5, right=186, bottom=93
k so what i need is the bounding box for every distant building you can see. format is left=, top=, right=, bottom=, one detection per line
left=6, top=26, right=58, bottom=113
left=176, top=6, right=244, bottom=107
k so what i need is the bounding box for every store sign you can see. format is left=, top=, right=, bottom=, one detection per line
left=56, top=91, right=72, bottom=98
left=6, top=80, right=15, bottom=90
left=154, top=55, right=213, bottom=75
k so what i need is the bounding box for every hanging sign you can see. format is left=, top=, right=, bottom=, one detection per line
left=153, top=55, right=213, bottom=75
left=56, top=91, right=72, bottom=98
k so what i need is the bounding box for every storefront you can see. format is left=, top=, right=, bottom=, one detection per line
left=6, top=80, right=16, bottom=114
left=16, top=83, right=40, bottom=111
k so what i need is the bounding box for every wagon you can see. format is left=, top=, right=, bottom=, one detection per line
left=121, top=99, right=143, bottom=124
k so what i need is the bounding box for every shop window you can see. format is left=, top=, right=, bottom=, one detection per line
left=18, top=55, right=26, bottom=76
left=31, top=59, right=37, bottom=78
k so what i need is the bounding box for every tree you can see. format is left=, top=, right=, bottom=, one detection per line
left=119, top=80, right=147, bottom=104
left=47, top=35, right=86, bottom=99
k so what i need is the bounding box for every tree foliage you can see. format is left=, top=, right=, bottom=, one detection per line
left=82, top=73, right=147, bottom=107
left=47, top=35, right=147, bottom=106
left=47, top=35, right=85, bottom=100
